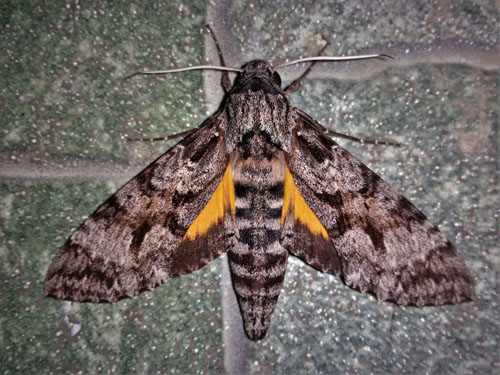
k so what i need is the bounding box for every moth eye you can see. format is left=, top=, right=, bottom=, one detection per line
left=272, top=71, right=282, bottom=87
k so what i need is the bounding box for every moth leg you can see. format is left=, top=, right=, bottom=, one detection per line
left=296, top=107, right=401, bottom=147
left=325, top=129, right=401, bottom=147
left=205, top=24, right=232, bottom=93
left=126, top=128, right=196, bottom=142
left=284, top=38, right=330, bottom=95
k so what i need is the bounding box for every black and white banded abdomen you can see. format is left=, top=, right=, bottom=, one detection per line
left=227, top=152, right=289, bottom=340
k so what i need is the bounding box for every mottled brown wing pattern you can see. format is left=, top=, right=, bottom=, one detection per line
left=44, top=114, right=229, bottom=303
left=285, top=110, right=475, bottom=306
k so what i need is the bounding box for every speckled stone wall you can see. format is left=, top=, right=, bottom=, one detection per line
left=1, top=1, right=498, bottom=374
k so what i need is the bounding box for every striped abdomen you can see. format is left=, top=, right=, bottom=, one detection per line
left=228, top=152, right=289, bottom=340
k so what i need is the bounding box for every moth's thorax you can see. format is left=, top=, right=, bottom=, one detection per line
left=224, top=60, right=293, bottom=157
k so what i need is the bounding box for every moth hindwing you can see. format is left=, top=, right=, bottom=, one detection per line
left=45, top=58, right=474, bottom=341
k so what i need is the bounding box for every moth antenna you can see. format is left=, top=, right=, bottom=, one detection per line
left=125, top=65, right=243, bottom=80
left=276, top=54, right=393, bottom=69
left=284, top=35, right=330, bottom=94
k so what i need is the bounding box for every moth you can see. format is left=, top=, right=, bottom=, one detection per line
left=44, top=28, right=475, bottom=341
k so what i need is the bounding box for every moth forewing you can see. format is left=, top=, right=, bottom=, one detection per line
left=44, top=115, right=230, bottom=303
left=45, top=52, right=474, bottom=341
left=285, top=112, right=475, bottom=306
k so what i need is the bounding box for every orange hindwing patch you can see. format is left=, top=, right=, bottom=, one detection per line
left=183, top=164, right=235, bottom=240
left=282, top=168, right=328, bottom=239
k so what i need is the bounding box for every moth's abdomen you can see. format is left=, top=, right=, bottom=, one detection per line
left=228, top=153, right=288, bottom=340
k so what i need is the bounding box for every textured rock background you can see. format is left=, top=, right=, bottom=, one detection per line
left=1, top=1, right=498, bottom=374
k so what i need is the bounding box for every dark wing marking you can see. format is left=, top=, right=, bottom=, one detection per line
left=285, top=109, right=475, bottom=306
left=44, top=113, right=229, bottom=303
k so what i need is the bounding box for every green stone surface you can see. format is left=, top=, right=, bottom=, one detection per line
left=1, top=1, right=498, bottom=374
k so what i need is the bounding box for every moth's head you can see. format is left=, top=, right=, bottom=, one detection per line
left=232, top=59, right=282, bottom=93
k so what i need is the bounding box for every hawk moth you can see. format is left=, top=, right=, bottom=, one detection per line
left=44, top=33, right=475, bottom=341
